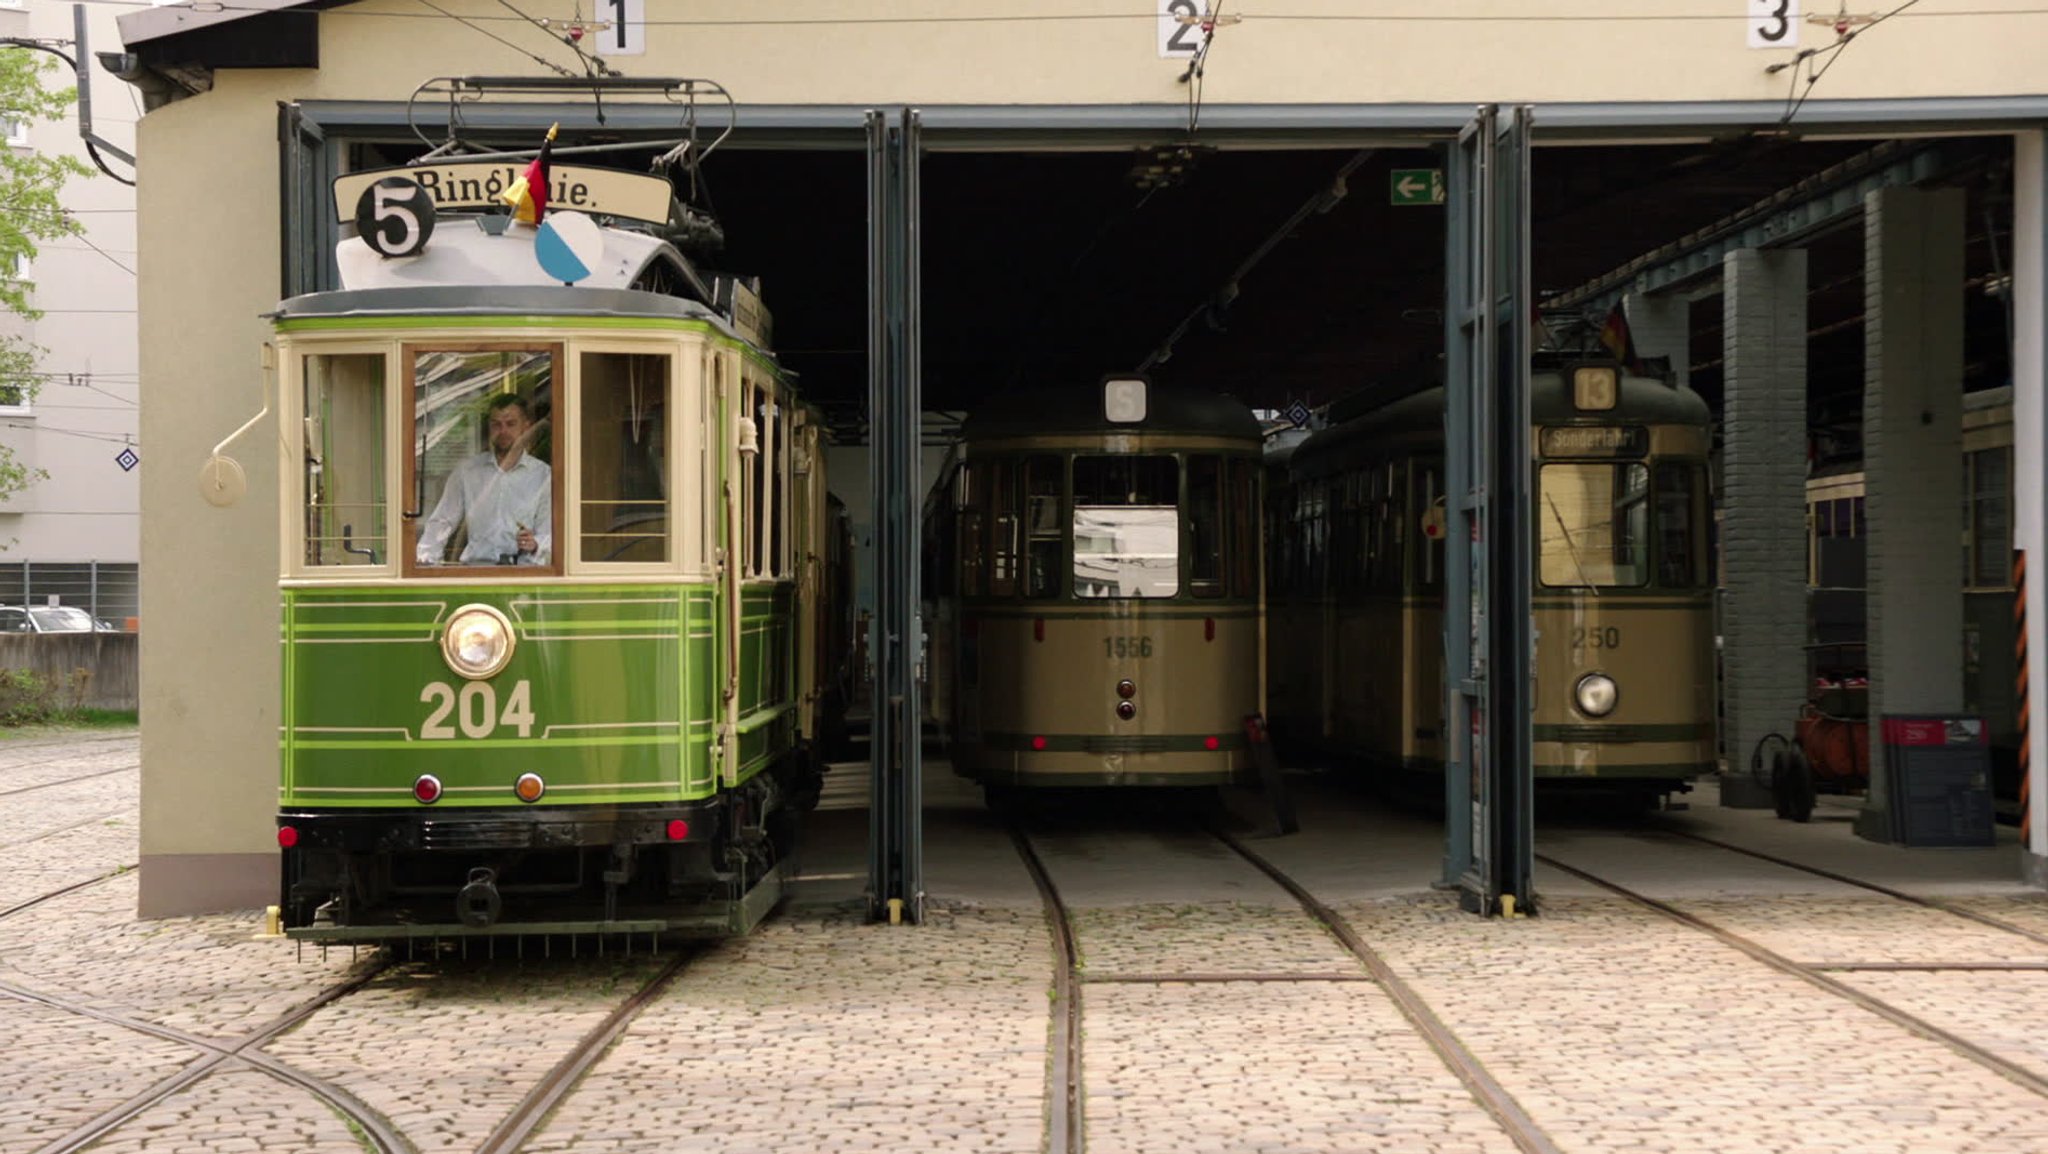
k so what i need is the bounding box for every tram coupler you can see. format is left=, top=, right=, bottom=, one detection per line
left=456, top=867, right=503, bottom=928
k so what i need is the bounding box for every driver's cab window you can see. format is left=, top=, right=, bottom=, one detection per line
left=0, top=608, right=27, bottom=633
left=408, top=346, right=558, bottom=574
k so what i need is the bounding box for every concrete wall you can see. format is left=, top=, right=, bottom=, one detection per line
left=122, top=0, right=2048, bottom=914
left=0, top=632, right=138, bottom=711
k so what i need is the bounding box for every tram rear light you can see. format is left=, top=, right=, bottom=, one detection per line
left=413, top=775, right=442, bottom=804
left=1034, top=618, right=1045, bottom=642
left=1116, top=701, right=1137, bottom=720
left=1031, top=735, right=1048, bottom=751
left=1117, top=679, right=1136, bottom=699
left=1205, top=616, right=1215, bottom=642
left=666, top=819, right=690, bottom=840
left=514, top=773, right=546, bottom=803
left=276, top=826, right=299, bottom=849
left=1204, top=736, right=1221, bottom=751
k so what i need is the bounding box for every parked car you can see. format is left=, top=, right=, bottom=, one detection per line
left=0, top=605, right=100, bottom=634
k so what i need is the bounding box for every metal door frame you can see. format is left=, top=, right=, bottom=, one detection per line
left=1442, top=104, right=1535, bottom=916
left=865, top=108, right=925, bottom=924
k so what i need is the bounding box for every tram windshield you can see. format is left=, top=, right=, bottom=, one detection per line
left=411, top=348, right=556, bottom=572
left=1539, top=462, right=1650, bottom=587
left=1072, top=455, right=1179, bottom=598
left=1539, top=460, right=1707, bottom=589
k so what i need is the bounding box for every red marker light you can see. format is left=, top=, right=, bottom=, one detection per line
left=1205, top=616, right=1216, bottom=642
left=1034, top=617, right=1045, bottom=642
left=1030, top=735, right=1048, bottom=751
left=277, top=826, right=299, bottom=849
left=413, top=775, right=442, bottom=804
left=1203, top=736, right=1220, bottom=751
left=666, top=819, right=690, bottom=841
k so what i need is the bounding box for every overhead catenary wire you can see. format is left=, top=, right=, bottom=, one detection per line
left=59, top=0, right=2048, bottom=23
left=410, top=0, right=575, bottom=77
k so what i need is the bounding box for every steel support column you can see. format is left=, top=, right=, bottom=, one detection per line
left=1442, top=105, right=1535, bottom=916
left=864, top=109, right=925, bottom=924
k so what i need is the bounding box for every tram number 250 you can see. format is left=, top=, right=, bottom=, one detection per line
left=1104, top=636, right=1155, bottom=658
left=1570, top=627, right=1622, bottom=651
left=419, top=680, right=536, bottom=739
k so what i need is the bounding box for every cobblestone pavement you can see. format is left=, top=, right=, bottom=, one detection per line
left=11, top=731, right=2048, bottom=1154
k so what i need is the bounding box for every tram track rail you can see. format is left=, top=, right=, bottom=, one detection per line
left=1004, top=811, right=1566, bottom=1154
left=5, top=961, right=411, bottom=1154
left=0, top=763, right=139, bottom=799
left=1, top=805, right=138, bottom=851
left=1535, top=850, right=2048, bottom=1103
left=0, top=862, right=136, bottom=921
left=1651, top=826, right=2048, bottom=948
left=472, top=947, right=697, bottom=1154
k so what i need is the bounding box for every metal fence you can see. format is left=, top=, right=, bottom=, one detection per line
left=0, top=562, right=141, bottom=624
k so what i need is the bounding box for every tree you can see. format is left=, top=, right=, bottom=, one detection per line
left=1, top=45, right=93, bottom=502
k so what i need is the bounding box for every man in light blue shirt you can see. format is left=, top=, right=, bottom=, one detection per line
left=416, top=395, right=553, bottom=566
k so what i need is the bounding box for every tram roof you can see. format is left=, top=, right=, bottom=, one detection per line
left=270, top=284, right=738, bottom=331
left=960, top=384, right=1261, bottom=444
left=1291, top=368, right=1710, bottom=475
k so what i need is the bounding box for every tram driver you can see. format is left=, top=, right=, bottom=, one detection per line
left=415, top=393, right=553, bottom=566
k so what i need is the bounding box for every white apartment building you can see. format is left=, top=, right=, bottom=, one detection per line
left=1, top=0, right=138, bottom=623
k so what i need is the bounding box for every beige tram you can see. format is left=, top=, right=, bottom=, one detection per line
left=926, top=378, right=1264, bottom=797
left=1270, top=361, right=1716, bottom=804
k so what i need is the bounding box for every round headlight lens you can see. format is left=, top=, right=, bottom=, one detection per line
left=441, top=604, right=515, bottom=679
left=1574, top=672, right=1619, bottom=717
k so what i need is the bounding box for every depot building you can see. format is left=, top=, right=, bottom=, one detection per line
left=107, top=0, right=2048, bottom=915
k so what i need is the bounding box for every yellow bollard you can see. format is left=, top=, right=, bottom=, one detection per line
left=887, top=898, right=904, bottom=926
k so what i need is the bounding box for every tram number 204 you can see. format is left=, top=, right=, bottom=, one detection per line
left=1104, top=636, right=1155, bottom=659
left=419, top=680, right=536, bottom=739
left=1571, top=627, right=1622, bottom=651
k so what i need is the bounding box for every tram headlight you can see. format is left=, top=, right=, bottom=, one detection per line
left=1574, top=672, right=1619, bottom=718
left=441, top=604, right=515, bottom=680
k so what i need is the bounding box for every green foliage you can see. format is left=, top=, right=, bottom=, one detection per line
left=1, top=47, right=93, bottom=507
left=0, top=666, right=93, bottom=726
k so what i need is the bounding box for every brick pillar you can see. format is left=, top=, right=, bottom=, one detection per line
left=1857, top=186, right=1967, bottom=841
left=1624, top=291, right=1690, bottom=390
left=1720, top=249, right=1810, bottom=808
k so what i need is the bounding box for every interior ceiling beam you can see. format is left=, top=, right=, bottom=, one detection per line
left=1545, top=141, right=1968, bottom=313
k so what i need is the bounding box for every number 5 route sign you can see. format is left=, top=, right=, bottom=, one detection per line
left=1390, top=169, right=1444, bottom=207
left=596, top=0, right=645, bottom=57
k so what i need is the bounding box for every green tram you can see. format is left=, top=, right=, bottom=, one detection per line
left=1270, top=360, right=1716, bottom=805
left=268, top=173, right=843, bottom=940
left=925, top=379, right=1265, bottom=797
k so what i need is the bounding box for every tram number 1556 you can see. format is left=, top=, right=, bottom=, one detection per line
left=1104, top=636, right=1155, bottom=659
left=420, top=680, right=536, bottom=739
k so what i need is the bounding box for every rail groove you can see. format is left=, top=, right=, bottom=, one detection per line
left=473, top=949, right=697, bottom=1154
left=1538, top=851, right=2048, bottom=1103
left=1210, top=826, right=1568, bottom=1154
left=8, top=962, right=408, bottom=1154
left=1006, top=820, right=1084, bottom=1154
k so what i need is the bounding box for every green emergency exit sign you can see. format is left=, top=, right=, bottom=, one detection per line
left=1390, top=169, right=1444, bottom=206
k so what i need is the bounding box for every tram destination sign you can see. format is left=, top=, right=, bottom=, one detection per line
left=1540, top=425, right=1649, bottom=458
left=331, top=162, right=675, bottom=226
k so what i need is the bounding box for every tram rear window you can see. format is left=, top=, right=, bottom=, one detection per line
left=302, top=353, right=386, bottom=567
left=1539, top=463, right=1650, bottom=587
left=579, top=353, right=670, bottom=564
left=1073, top=455, right=1179, bottom=599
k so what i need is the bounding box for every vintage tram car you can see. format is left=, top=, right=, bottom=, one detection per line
left=265, top=167, right=844, bottom=940
left=1269, top=359, right=1716, bottom=805
left=926, top=378, right=1264, bottom=797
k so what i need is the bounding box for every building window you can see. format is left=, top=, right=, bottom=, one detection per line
left=3, top=118, right=26, bottom=148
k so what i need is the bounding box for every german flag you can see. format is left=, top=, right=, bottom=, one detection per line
left=501, top=123, right=559, bottom=225
left=1598, top=302, right=1637, bottom=369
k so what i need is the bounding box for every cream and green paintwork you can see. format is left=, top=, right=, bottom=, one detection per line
left=274, top=312, right=817, bottom=815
